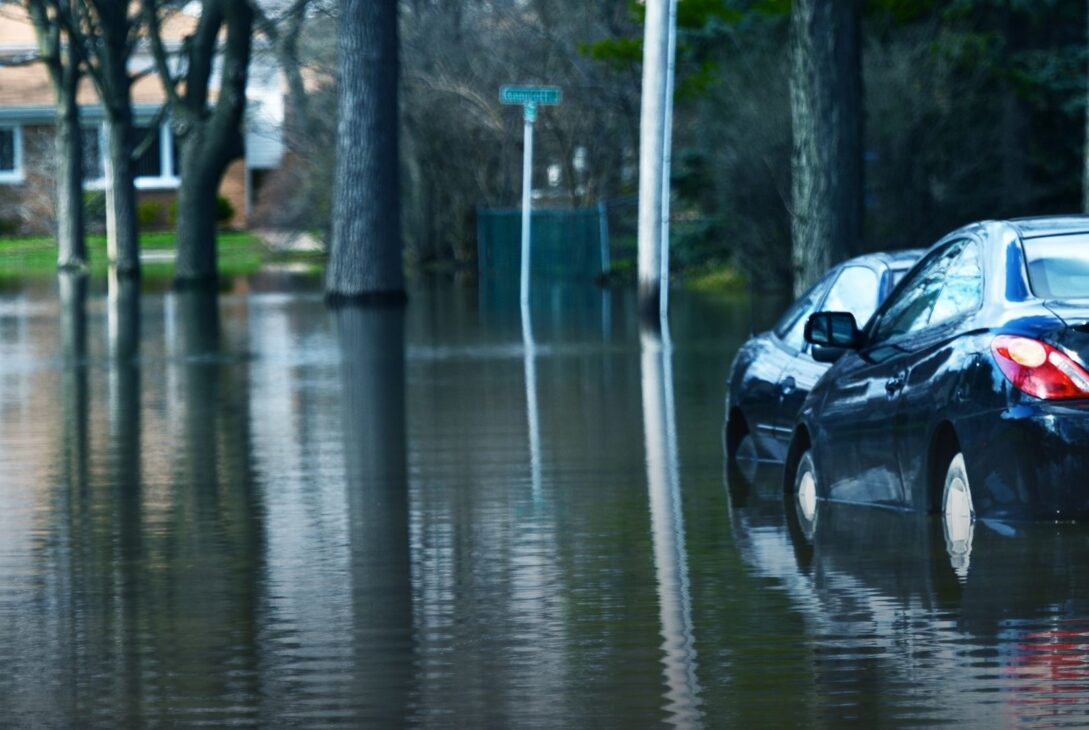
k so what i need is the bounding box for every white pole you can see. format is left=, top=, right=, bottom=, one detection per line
left=659, top=0, right=678, bottom=322
left=637, top=0, right=670, bottom=318
left=520, top=102, right=537, bottom=309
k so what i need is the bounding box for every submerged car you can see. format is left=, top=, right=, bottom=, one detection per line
left=787, top=216, right=1089, bottom=526
left=725, top=250, right=921, bottom=464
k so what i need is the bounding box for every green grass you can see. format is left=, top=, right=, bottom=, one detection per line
left=685, top=262, right=748, bottom=295
left=0, top=231, right=325, bottom=282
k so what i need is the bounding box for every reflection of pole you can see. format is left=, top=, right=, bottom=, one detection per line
left=520, top=102, right=537, bottom=309
left=641, top=324, right=702, bottom=727
left=522, top=304, right=543, bottom=502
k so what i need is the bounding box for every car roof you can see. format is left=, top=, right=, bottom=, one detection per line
left=839, top=249, right=924, bottom=270
left=1007, top=215, right=1089, bottom=240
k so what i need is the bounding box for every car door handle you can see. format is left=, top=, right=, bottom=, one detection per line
left=780, top=376, right=796, bottom=396
left=885, top=374, right=905, bottom=394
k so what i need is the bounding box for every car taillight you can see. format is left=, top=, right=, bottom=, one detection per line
left=991, top=335, right=1089, bottom=400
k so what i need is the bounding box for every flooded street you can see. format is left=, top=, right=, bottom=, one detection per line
left=0, top=276, right=1088, bottom=727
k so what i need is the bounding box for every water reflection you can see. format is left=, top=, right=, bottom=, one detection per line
left=726, top=462, right=1089, bottom=725
left=9, top=279, right=1089, bottom=725
left=641, top=323, right=703, bottom=727
left=333, top=304, right=414, bottom=725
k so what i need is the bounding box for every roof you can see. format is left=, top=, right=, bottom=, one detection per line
left=842, top=249, right=924, bottom=271
left=1008, top=216, right=1089, bottom=240
left=0, top=4, right=200, bottom=112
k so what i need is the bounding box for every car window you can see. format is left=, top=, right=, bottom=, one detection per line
left=929, top=241, right=982, bottom=325
left=775, top=272, right=833, bottom=352
left=1022, top=233, right=1089, bottom=298
left=822, top=266, right=881, bottom=328
left=870, top=240, right=967, bottom=344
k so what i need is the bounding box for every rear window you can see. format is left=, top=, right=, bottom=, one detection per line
left=1024, top=234, right=1089, bottom=298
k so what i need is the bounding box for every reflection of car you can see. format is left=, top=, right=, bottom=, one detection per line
left=724, top=251, right=921, bottom=464
left=787, top=216, right=1089, bottom=525
left=727, top=462, right=1089, bottom=721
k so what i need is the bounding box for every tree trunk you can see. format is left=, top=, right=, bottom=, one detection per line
left=326, top=0, right=405, bottom=302
left=105, top=113, right=140, bottom=276
left=790, top=0, right=863, bottom=296
left=1075, top=0, right=1084, bottom=214
left=174, top=133, right=221, bottom=283
left=55, top=62, right=86, bottom=270
left=171, top=0, right=253, bottom=287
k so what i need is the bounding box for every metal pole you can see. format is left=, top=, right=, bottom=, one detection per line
left=598, top=198, right=611, bottom=277
left=637, top=0, right=670, bottom=320
left=520, top=102, right=537, bottom=309
left=659, top=0, right=678, bottom=322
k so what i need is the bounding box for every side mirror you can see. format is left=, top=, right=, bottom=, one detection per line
left=805, top=312, right=862, bottom=362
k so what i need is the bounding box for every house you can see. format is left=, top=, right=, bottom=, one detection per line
left=0, top=5, right=285, bottom=235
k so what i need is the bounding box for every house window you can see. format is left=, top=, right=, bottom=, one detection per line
left=133, top=125, right=164, bottom=179
left=82, top=126, right=104, bottom=181
left=0, top=127, right=24, bottom=184
left=83, top=121, right=179, bottom=190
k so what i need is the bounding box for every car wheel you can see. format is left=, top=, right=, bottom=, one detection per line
left=792, top=450, right=819, bottom=540
left=941, top=452, right=975, bottom=579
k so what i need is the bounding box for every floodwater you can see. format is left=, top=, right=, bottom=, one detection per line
left=1, top=274, right=1089, bottom=728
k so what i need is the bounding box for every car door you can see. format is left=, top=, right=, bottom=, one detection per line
left=892, top=240, right=984, bottom=510
left=774, top=264, right=884, bottom=445
left=815, top=242, right=968, bottom=507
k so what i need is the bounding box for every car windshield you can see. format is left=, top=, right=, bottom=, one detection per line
left=1024, top=234, right=1089, bottom=298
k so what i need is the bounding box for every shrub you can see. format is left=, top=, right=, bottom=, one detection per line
left=83, top=191, right=106, bottom=230
left=216, top=195, right=235, bottom=226
left=138, top=200, right=168, bottom=230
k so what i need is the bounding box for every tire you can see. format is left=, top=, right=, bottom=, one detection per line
left=941, top=452, right=975, bottom=579
left=792, top=450, right=819, bottom=541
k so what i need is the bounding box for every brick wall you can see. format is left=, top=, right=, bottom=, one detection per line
left=0, top=121, right=253, bottom=236
left=0, top=124, right=55, bottom=236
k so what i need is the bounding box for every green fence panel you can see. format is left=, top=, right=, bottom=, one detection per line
left=477, top=208, right=603, bottom=282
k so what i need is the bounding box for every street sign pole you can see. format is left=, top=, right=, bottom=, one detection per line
left=520, top=102, right=536, bottom=309
left=659, top=0, right=678, bottom=324
left=500, top=86, right=561, bottom=310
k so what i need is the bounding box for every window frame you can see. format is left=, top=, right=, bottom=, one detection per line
left=864, top=237, right=984, bottom=348
left=0, top=125, right=25, bottom=185
left=83, top=120, right=179, bottom=191
left=773, top=270, right=836, bottom=354
left=819, top=264, right=883, bottom=330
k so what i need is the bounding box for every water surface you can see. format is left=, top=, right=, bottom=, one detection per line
left=0, top=275, right=1086, bottom=728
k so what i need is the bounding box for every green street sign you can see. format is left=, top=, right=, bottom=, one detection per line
left=500, top=86, right=562, bottom=106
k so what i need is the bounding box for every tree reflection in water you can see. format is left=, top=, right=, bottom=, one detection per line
left=333, top=303, right=414, bottom=725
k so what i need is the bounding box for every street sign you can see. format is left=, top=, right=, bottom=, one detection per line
left=500, top=86, right=562, bottom=107
left=500, top=84, right=561, bottom=309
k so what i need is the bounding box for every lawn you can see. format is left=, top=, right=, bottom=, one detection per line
left=0, top=231, right=325, bottom=281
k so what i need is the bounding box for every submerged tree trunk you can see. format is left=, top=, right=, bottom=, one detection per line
left=105, top=113, right=139, bottom=276
left=55, top=66, right=86, bottom=269
left=84, top=0, right=141, bottom=276
left=326, top=0, right=404, bottom=302
left=27, top=0, right=87, bottom=269
left=790, top=0, right=863, bottom=296
left=160, top=0, right=253, bottom=285
left=173, top=138, right=221, bottom=283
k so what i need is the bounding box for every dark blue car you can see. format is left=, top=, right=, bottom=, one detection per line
left=725, top=250, right=921, bottom=465
left=788, top=216, right=1089, bottom=531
